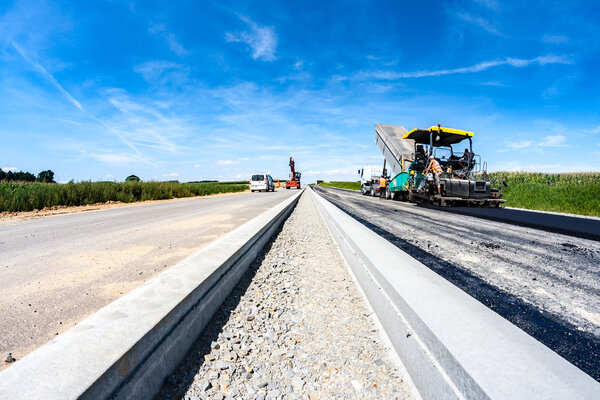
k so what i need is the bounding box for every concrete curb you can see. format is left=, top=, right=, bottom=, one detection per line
left=0, top=190, right=303, bottom=400
left=309, top=186, right=600, bottom=400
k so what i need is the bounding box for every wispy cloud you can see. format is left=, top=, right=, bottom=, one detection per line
left=472, top=0, right=500, bottom=12
left=355, top=55, right=572, bottom=80
left=216, top=158, right=249, bottom=165
left=1, top=166, right=20, bottom=172
left=543, top=34, right=568, bottom=45
left=457, top=12, right=504, bottom=36
left=506, top=140, right=533, bottom=149
left=540, top=135, right=567, bottom=147
left=225, top=15, right=277, bottom=61
left=149, top=22, right=188, bottom=56
left=11, top=41, right=83, bottom=110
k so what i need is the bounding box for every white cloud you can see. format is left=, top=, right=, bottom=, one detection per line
left=134, top=61, right=183, bottom=81
left=193, top=164, right=201, bottom=168
left=506, top=140, right=533, bottom=149
left=539, top=135, right=567, bottom=147
left=162, top=172, right=180, bottom=177
left=2, top=167, right=20, bottom=172
left=583, top=126, right=600, bottom=134
left=216, top=157, right=248, bottom=165
left=472, top=0, right=500, bottom=11
left=89, top=153, right=147, bottom=165
left=355, top=55, right=572, bottom=80
left=11, top=41, right=83, bottom=110
left=225, top=16, right=277, bottom=61
left=543, top=34, right=568, bottom=45
left=457, top=12, right=503, bottom=36
left=149, top=23, right=188, bottom=57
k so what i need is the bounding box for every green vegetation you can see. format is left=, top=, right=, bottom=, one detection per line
left=0, top=181, right=247, bottom=213
left=318, top=181, right=361, bottom=190
left=0, top=169, right=55, bottom=183
left=487, top=172, right=600, bottom=217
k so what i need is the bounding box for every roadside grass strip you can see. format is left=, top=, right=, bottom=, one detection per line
left=0, top=181, right=248, bottom=212
left=318, top=181, right=361, bottom=191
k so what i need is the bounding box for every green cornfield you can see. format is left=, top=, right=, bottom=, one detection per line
left=318, top=181, right=361, bottom=190
left=487, top=172, right=600, bottom=217
left=0, top=181, right=248, bottom=213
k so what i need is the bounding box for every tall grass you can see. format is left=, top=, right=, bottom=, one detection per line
left=318, top=181, right=361, bottom=190
left=0, top=181, right=248, bottom=213
left=488, top=172, right=600, bottom=217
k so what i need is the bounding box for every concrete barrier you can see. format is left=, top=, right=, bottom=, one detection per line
left=0, top=190, right=302, bottom=400
left=309, top=186, right=600, bottom=400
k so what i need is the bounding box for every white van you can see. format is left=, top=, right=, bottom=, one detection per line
left=250, top=174, right=275, bottom=192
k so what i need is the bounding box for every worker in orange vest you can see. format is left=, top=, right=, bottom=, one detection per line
left=425, top=155, right=443, bottom=195
left=378, top=174, right=387, bottom=198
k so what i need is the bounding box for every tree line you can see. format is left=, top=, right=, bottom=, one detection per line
left=0, top=169, right=55, bottom=183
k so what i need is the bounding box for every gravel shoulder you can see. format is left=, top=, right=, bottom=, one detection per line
left=314, top=186, right=600, bottom=382
left=156, top=191, right=415, bottom=400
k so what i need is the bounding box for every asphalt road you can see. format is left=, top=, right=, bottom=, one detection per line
left=0, top=190, right=297, bottom=367
left=314, top=186, right=600, bottom=381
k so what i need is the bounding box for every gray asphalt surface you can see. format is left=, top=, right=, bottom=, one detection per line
left=314, top=186, right=600, bottom=381
left=0, top=190, right=297, bottom=368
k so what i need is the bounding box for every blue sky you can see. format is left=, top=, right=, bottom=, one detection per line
left=1, top=0, right=600, bottom=183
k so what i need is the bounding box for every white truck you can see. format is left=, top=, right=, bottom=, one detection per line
left=358, top=165, right=383, bottom=196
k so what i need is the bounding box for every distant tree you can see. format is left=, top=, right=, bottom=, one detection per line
left=0, top=169, right=5, bottom=181
left=37, top=170, right=55, bottom=183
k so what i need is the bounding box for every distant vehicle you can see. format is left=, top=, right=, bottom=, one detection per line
left=286, top=157, right=301, bottom=189
left=358, top=165, right=383, bottom=196
left=250, top=174, right=275, bottom=192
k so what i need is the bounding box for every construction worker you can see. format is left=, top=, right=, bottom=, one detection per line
left=378, top=174, right=387, bottom=198
left=425, top=155, right=443, bottom=195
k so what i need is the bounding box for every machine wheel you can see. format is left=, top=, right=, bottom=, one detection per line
left=390, top=191, right=397, bottom=201
left=286, top=186, right=290, bottom=189
left=370, top=188, right=376, bottom=197
left=297, top=185, right=301, bottom=189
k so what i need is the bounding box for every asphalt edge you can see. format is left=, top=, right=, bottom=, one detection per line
left=0, top=190, right=303, bottom=400
left=308, top=186, right=600, bottom=400
left=318, top=185, right=600, bottom=241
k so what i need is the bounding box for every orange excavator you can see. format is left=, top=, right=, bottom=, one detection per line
left=285, top=156, right=301, bottom=189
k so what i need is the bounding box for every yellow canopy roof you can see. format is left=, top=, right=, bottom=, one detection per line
left=403, top=126, right=474, bottom=146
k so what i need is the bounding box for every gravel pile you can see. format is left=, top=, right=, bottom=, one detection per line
left=156, top=191, right=414, bottom=400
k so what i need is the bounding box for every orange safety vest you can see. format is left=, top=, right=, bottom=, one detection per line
left=429, top=159, right=443, bottom=173
left=379, top=177, right=387, bottom=187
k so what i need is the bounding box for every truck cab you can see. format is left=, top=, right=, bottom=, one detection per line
left=358, top=165, right=383, bottom=196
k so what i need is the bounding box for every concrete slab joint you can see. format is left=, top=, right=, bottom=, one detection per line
left=308, top=186, right=600, bottom=400
left=0, top=190, right=303, bottom=400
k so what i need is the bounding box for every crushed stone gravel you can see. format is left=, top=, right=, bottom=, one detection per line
left=155, top=191, right=415, bottom=400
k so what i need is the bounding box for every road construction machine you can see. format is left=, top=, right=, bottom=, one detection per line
left=374, top=123, right=505, bottom=207
left=285, top=157, right=301, bottom=189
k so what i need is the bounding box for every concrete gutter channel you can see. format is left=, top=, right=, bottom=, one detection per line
left=308, top=186, right=600, bottom=399
left=1, top=185, right=599, bottom=399
left=0, top=190, right=302, bottom=400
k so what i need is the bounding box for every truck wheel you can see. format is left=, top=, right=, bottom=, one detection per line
left=361, top=186, right=367, bottom=195
left=390, top=191, right=397, bottom=200
left=370, top=188, right=376, bottom=197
